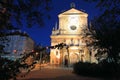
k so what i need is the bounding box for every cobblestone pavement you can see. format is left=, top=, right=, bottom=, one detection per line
left=17, top=65, right=103, bottom=80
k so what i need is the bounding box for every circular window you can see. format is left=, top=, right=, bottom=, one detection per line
left=70, top=25, right=77, bottom=30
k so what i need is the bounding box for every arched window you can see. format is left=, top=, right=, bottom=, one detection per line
left=56, top=51, right=58, bottom=55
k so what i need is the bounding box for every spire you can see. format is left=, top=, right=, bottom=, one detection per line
left=52, top=27, right=55, bottom=31
left=70, top=2, right=75, bottom=8
left=55, top=22, right=57, bottom=30
left=89, top=21, right=93, bottom=30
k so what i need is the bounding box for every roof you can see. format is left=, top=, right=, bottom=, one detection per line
left=58, top=8, right=88, bottom=17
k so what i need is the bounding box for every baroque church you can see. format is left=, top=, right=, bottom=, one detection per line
left=50, top=5, right=97, bottom=66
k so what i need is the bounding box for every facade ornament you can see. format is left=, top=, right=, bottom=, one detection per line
left=70, top=2, right=75, bottom=8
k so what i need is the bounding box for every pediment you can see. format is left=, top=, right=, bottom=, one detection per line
left=58, top=8, right=88, bottom=17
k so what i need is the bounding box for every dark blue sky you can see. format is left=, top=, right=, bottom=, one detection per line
left=21, top=0, right=99, bottom=46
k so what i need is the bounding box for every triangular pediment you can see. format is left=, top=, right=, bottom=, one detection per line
left=59, top=8, right=88, bottom=17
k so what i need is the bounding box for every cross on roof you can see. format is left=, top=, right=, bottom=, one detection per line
left=70, top=2, right=75, bottom=8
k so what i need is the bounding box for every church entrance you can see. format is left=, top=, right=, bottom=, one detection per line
left=69, top=53, right=79, bottom=64
left=64, top=55, right=68, bottom=67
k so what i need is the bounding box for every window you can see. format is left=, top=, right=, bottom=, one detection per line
left=79, top=50, right=82, bottom=53
left=56, top=51, right=58, bottom=55
left=52, top=60, right=54, bottom=64
left=70, top=25, right=77, bottom=30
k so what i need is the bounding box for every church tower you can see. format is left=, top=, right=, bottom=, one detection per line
left=50, top=5, right=97, bottom=66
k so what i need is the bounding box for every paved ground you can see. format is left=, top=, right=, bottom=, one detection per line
left=17, top=65, right=103, bottom=80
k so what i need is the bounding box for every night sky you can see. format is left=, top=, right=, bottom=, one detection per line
left=21, top=0, right=100, bottom=46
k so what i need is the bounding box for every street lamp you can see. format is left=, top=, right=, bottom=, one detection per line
left=39, top=52, right=42, bottom=70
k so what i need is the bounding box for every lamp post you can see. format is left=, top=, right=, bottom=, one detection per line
left=89, top=50, right=92, bottom=63
left=39, top=51, right=42, bottom=70
left=13, top=49, right=17, bottom=60
left=89, top=46, right=93, bottom=63
left=79, top=50, right=82, bottom=62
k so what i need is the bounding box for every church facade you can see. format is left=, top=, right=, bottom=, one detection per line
left=50, top=7, right=97, bottom=66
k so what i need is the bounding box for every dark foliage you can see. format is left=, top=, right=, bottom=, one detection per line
left=73, top=61, right=120, bottom=79
left=0, top=0, right=52, bottom=28
left=0, top=57, right=26, bottom=80
left=0, top=40, right=65, bottom=80
left=84, top=0, right=120, bottom=63
left=0, top=0, right=52, bottom=80
left=73, top=1, right=120, bottom=80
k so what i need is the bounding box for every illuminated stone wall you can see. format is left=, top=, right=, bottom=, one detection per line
left=58, top=8, right=88, bottom=35
left=50, top=8, right=97, bottom=66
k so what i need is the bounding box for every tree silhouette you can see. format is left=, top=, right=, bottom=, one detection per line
left=0, top=0, right=52, bottom=79
left=0, top=0, right=52, bottom=28
left=84, top=0, right=120, bottom=63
